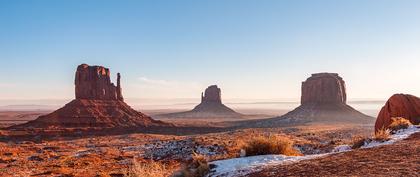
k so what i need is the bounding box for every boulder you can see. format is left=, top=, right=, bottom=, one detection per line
left=375, top=94, right=420, bottom=131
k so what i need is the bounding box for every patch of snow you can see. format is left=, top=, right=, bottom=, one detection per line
left=208, top=154, right=326, bottom=177
left=332, top=145, right=352, bottom=152
left=362, top=125, right=419, bottom=148
left=122, top=139, right=225, bottom=160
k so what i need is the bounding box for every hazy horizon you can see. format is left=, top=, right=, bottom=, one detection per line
left=1, top=0, right=420, bottom=100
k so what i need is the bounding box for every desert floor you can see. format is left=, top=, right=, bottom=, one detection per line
left=0, top=109, right=375, bottom=177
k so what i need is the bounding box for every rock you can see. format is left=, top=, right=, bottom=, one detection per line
left=10, top=64, right=167, bottom=129
left=201, top=85, right=222, bottom=104
left=156, top=85, right=242, bottom=119
left=375, top=94, right=420, bottom=131
left=254, top=73, right=373, bottom=126
left=75, top=64, right=123, bottom=101
left=301, top=73, right=346, bottom=104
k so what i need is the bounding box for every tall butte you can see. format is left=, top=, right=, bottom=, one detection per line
left=156, top=85, right=242, bottom=119
left=276, top=73, right=373, bottom=124
left=10, top=64, right=166, bottom=129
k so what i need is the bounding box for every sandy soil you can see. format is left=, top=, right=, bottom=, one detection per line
left=0, top=124, right=373, bottom=177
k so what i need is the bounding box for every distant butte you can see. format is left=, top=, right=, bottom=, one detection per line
left=10, top=64, right=167, bottom=129
left=242, top=73, right=374, bottom=127
left=156, top=85, right=242, bottom=119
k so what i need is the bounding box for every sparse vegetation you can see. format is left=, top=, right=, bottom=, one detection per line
left=171, top=153, right=210, bottom=177
left=388, top=117, right=412, bottom=133
left=373, top=128, right=391, bottom=142
left=351, top=136, right=370, bottom=149
left=127, top=159, right=172, bottom=177
left=241, top=135, right=301, bottom=156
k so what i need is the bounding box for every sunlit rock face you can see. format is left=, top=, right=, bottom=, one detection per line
left=375, top=94, right=420, bottom=131
left=301, top=73, right=346, bottom=105
left=75, top=64, right=123, bottom=101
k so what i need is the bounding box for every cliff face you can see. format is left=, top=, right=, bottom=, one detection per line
left=375, top=94, right=420, bottom=131
left=10, top=64, right=166, bottom=129
left=301, top=73, right=346, bottom=105
left=75, top=64, right=123, bottom=101
left=201, top=85, right=222, bottom=104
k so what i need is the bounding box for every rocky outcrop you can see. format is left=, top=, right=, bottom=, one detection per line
left=201, top=85, right=222, bottom=104
left=156, top=85, right=242, bottom=119
left=75, top=64, right=123, bottom=101
left=301, top=73, right=346, bottom=104
left=10, top=64, right=166, bottom=129
left=375, top=94, right=420, bottom=131
left=268, top=73, right=372, bottom=125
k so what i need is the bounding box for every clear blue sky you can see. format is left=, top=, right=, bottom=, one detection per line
left=1, top=0, right=420, bottom=100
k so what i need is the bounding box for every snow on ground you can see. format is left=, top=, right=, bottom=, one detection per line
left=362, top=125, right=420, bottom=148
left=208, top=126, right=419, bottom=177
left=208, top=154, right=326, bottom=177
left=122, top=138, right=225, bottom=160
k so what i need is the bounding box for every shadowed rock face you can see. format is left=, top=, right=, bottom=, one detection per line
left=375, top=94, right=420, bottom=131
left=201, top=85, right=222, bottom=104
left=301, top=73, right=346, bottom=104
left=156, top=85, right=242, bottom=119
left=10, top=64, right=166, bottom=129
left=75, top=64, right=123, bottom=101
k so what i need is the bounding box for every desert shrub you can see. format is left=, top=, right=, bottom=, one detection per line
left=351, top=136, right=370, bottom=149
left=373, top=128, right=391, bottom=142
left=241, top=135, right=301, bottom=156
left=171, top=153, right=210, bottom=177
left=388, top=117, right=412, bottom=133
left=127, top=159, right=171, bottom=177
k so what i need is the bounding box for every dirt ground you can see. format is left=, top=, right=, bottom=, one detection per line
left=248, top=132, right=420, bottom=177
left=0, top=123, right=373, bottom=177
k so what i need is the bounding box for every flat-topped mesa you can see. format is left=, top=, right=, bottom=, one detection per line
left=201, top=85, right=222, bottom=104
left=301, top=72, right=346, bottom=105
left=75, top=64, right=123, bottom=101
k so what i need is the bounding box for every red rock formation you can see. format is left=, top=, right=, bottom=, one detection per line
left=301, top=73, right=346, bottom=105
left=156, top=85, right=242, bottom=119
left=10, top=64, right=166, bottom=129
left=273, top=73, right=372, bottom=124
left=201, top=85, right=222, bottom=104
left=375, top=94, right=420, bottom=131
left=75, top=64, right=123, bottom=101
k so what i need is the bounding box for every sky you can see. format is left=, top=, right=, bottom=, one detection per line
left=1, top=0, right=420, bottom=101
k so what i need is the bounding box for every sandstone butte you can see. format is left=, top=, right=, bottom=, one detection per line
left=10, top=64, right=166, bottom=129
left=375, top=94, right=420, bottom=131
left=279, top=73, right=373, bottom=123
left=157, top=85, right=242, bottom=119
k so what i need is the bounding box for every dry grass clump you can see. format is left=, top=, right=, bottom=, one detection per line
left=351, top=136, right=370, bottom=149
left=373, top=128, right=391, bottom=142
left=171, top=153, right=210, bottom=177
left=241, top=135, right=301, bottom=156
left=388, top=117, right=412, bottom=133
left=127, top=159, right=171, bottom=177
